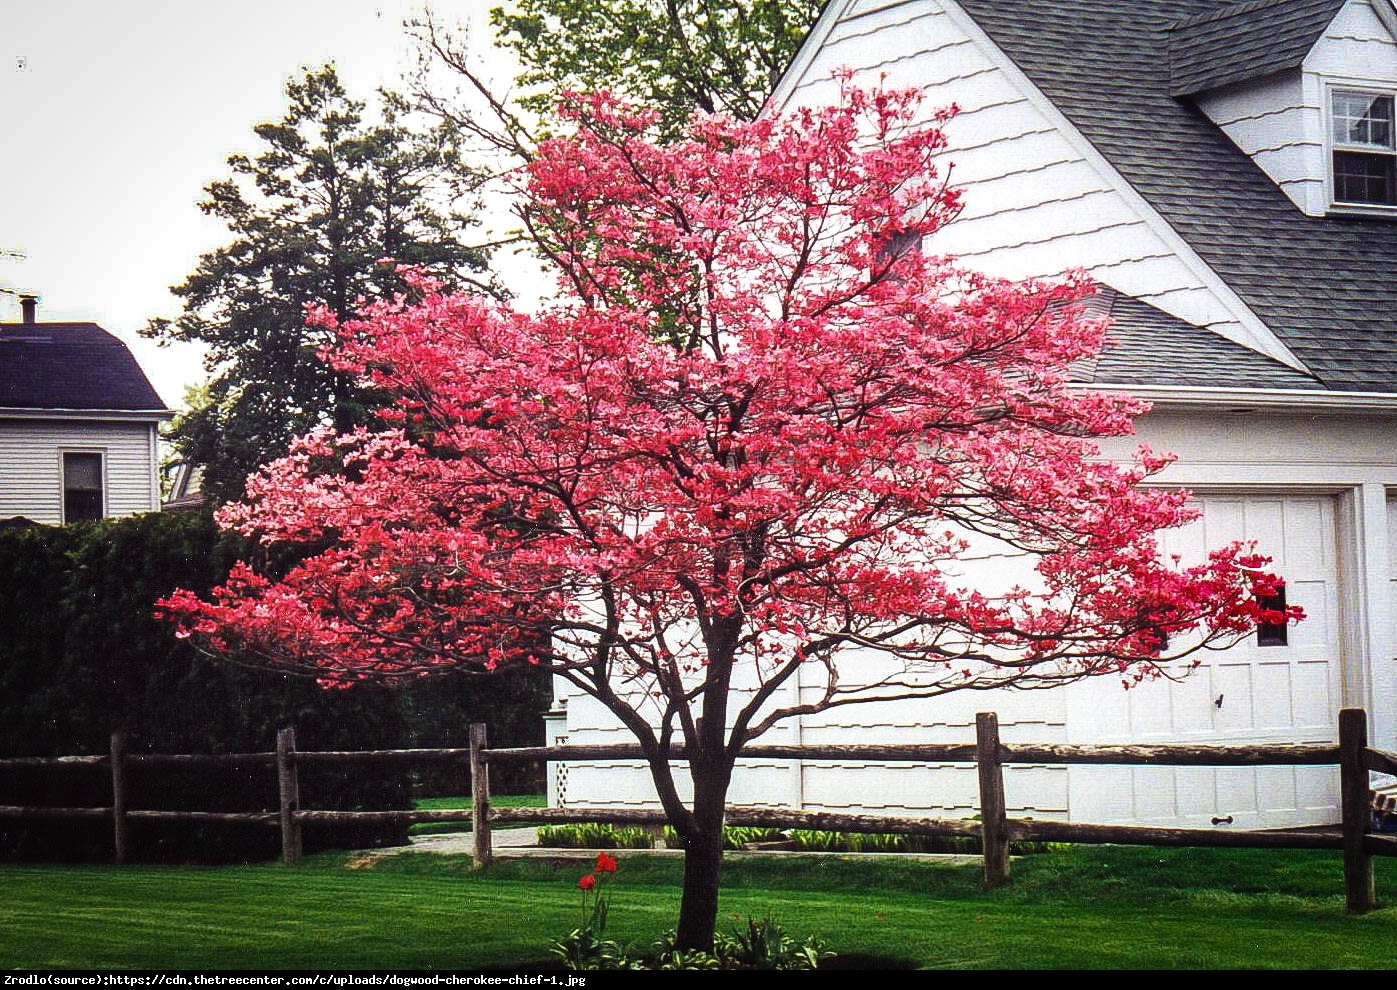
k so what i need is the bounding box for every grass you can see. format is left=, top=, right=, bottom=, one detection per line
left=1, top=846, right=1395, bottom=969
left=409, top=793, right=545, bottom=836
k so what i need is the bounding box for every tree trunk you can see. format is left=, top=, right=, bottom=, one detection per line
left=674, top=765, right=731, bottom=953
left=674, top=817, right=725, bottom=953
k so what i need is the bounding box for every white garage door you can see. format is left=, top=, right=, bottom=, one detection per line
left=1064, top=494, right=1342, bottom=828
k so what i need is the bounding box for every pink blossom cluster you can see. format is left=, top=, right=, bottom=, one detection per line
left=159, top=79, right=1296, bottom=723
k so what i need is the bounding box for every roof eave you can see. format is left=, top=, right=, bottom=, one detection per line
left=0, top=406, right=175, bottom=422
left=1075, top=383, right=1397, bottom=412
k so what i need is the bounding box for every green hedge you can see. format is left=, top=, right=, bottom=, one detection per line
left=0, top=511, right=549, bottom=861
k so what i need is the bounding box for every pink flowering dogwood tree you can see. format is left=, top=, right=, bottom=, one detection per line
left=161, top=81, right=1295, bottom=951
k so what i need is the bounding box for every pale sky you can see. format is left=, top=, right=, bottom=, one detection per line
left=0, top=1, right=518, bottom=411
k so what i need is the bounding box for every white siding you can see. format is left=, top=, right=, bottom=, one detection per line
left=1197, top=73, right=1326, bottom=215
left=553, top=407, right=1397, bottom=824
left=775, top=0, right=1302, bottom=370
left=1306, top=0, right=1397, bottom=83
left=0, top=418, right=159, bottom=524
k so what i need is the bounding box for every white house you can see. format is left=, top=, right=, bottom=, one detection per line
left=548, top=0, right=1397, bottom=829
left=0, top=296, right=171, bottom=524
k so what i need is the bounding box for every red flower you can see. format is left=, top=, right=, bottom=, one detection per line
left=594, top=851, right=618, bottom=873
left=578, top=873, right=596, bottom=891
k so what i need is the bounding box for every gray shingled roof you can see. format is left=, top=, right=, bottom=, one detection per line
left=1169, top=0, right=1346, bottom=96
left=1076, top=286, right=1323, bottom=388
left=954, top=0, right=1397, bottom=394
left=0, top=323, right=167, bottom=411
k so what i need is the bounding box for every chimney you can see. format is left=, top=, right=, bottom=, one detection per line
left=18, top=294, right=37, bottom=324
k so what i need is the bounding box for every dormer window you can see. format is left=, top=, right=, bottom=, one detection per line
left=1331, top=89, right=1396, bottom=207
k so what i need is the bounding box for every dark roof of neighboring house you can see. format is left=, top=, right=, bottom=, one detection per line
left=1076, top=286, right=1323, bottom=388
left=954, top=0, right=1397, bottom=393
left=0, top=322, right=168, bottom=412
left=1168, top=0, right=1347, bottom=95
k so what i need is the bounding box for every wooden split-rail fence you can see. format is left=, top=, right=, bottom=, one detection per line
left=2, top=709, right=1395, bottom=912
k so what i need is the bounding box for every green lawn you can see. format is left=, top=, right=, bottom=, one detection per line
left=409, top=793, right=545, bottom=836
left=1, top=847, right=1394, bottom=969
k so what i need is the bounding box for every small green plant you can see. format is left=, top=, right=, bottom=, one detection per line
left=714, top=916, right=833, bottom=970
left=547, top=859, right=833, bottom=971
left=550, top=852, right=628, bottom=970
left=658, top=825, right=787, bottom=849
left=537, top=823, right=655, bottom=849
left=646, top=931, right=723, bottom=970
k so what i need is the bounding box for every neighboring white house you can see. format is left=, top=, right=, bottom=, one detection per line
left=0, top=296, right=171, bottom=525
left=549, top=0, right=1397, bottom=829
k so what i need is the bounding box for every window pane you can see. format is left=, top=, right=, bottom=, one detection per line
left=63, top=453, right=103, bottom=522
left=1256, top=585, right=1288, bottom=648
left=64, top=452, right=102, bottom=490
left=1333, top=92, right=1395, bottom=149
left=1334, top=150, right=1397, bottom=205
left=65, top=489, right=103, bottom=522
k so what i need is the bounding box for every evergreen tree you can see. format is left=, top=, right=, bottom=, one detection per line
left=147, top=65, right=492, bottom=502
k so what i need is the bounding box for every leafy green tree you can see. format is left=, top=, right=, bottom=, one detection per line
left=492, top=1, right=822, bottom=136
left=147, top=65, right=492, bottom=502
left=413, top=2, right=820, bottom=149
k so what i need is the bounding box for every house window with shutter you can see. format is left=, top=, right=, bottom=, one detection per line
left=63, top=452, right=105, bottom=522
left=1331, top=90, right=1396, bottom=207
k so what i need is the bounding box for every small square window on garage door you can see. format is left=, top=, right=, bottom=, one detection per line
left=63, top=451, right=105, bottom=523
left=1256, top=584, right=1288, bottom=648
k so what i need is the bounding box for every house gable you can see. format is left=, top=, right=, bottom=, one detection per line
left=0, top=320, right=169, bottom=523
left=1179, top=0, right=1397, bottom=217
left=943, top=0, right=1397, bottom=393
left=768, top=0, right=1312, bottom=381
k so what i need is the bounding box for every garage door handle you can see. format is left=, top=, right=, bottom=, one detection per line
left=1211, top=815, right=1234, bottom=826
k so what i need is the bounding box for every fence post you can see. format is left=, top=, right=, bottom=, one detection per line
left=470, top=723, right=492, bottom=869
left=110, top=732, right=129, bottom=865
left=1339, top=707, right=1375, bottom=913
left=276, top=727, right=303, bottom=865
left=976, top=712, right=1010, bottom=888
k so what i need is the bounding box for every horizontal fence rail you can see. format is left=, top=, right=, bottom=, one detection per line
left=2, top=708, right=1393, bottom=912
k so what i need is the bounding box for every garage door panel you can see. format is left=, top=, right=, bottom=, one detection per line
left=1068, top=493, right=1342, bottom=826
left=1297, top=765, right=1333, bottom=810
left=1126, top=675, right=1174, bottom=736
left=1205, top=497, right=1246, bottom=541
left=1170, top=669, right=1215, bottom=734
left=1286, top=580, right=1333, bottom=651
left=1256, top=766, right=1296, bottom=815
left=1132, top=766, right=1178, bottom=820
left=1159, top=513, right=1206, bottom=567
left=1293, top=659, right=1334, bottom=729
left=1175, top=767, right=1216, bottom=818
left=1212, top=662, right=1255, bottom=733
left=1254, top=661, right=1294, bottom=729
left=1245, top=498, right=1287, bottom=567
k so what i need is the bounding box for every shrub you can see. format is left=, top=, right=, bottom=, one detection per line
left=0, top=512, right=547, bottom=861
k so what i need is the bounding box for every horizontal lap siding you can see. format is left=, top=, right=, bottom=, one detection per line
left=1197, top=74, right=1323, bottom=215
left=784, top=0, right=1278, bottom=360
left=0, top=419, right=157, bottom=524
left=1306, top=0, right=1397, bottom=82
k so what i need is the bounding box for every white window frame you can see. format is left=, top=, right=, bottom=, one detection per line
left=59, top=448, right=108, bottom=524
left=1324, top=82, right=1397, bottom=214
